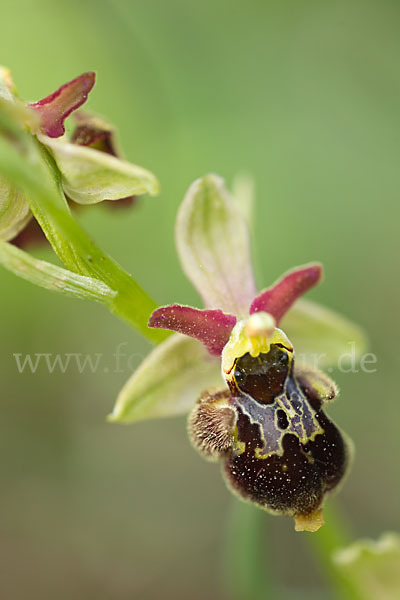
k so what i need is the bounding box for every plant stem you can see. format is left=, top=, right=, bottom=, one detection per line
left=223, top=500, right=278, bottom=600
left=307, top=504, right=364, bottom=600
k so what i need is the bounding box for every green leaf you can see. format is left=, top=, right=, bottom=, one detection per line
left=109, top=334, right=222, bottom=423
left=40, top=135, right=159, bottom=204
left=0, top=240, right=116, bottom=303
left=333, top=533, right=400, bottom=600
left=176, top=174, right=257, bottom=318
left=281, top=298, right=367, bottom=369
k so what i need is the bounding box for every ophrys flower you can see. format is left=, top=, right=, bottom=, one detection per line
left=110, top=174, right=365, bottom=531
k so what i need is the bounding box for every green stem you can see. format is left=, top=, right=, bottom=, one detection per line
left=223, top=500, right=278, bottom=600
left=308, top=504, right=364, bottom=600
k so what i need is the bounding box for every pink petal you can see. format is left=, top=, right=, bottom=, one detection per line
left=149, top=305, right=236, bottom=356
left=250, top=263, right=323, bottom=324
left=30, top=72, right=96, bottom=138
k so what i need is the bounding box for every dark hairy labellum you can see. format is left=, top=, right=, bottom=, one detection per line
left=189, top=344, right=351, bottom=531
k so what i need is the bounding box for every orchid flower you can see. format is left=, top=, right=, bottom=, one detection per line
left=110, top=174, right=365, bottom=532
left=0, top=67, right=158, bottom=245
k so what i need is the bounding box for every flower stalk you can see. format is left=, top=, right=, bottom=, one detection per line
left=223, top=501, right=278, bottom=600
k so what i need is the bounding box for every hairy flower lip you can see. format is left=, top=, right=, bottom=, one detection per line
left=30, top=72, right=96, bottom=138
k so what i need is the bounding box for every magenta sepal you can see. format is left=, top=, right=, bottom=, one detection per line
left=250, top=263, right=323, bottom=324
left=149, top=305, right=236, bottom=356
left=30, top=72, right=96, bottom=138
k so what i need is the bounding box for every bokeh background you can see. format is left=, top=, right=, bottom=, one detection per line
left=0, top=0, right=399, bottom=598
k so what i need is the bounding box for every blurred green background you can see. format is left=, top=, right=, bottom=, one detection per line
left=0, top=0, right=399, bottom=598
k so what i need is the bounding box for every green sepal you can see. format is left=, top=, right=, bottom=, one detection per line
left=0, top=178, right=31, bottom=241
left=232, top=171, right=255, bottom=229
left=40, top=134, right=159, bottom=204
left=281, top=298, right=367, bottom=369
left=109, top=334, right=222, bottom=423
left=176, top=174, right=257, bottom=318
